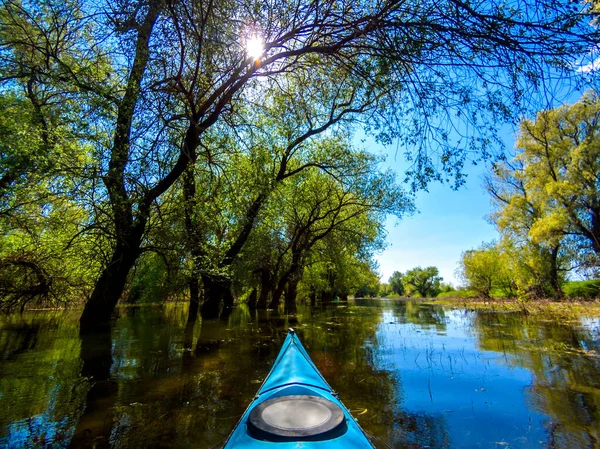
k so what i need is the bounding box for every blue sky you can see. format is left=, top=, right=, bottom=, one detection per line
left=370, top=78, right=591, bottom=286
left=370, top=130, right=517, bottom=287
left=374, top=161, right=500, bottom=287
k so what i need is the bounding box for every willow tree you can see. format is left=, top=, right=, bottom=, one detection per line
left=518, top=91, right=600, bottom=277
left=485, top=92, right=600, bottom=295
left=486, top=158, right=567, bottom=297
left=403, top=266, right=443, bottom=297
left=183, top=66, right=387, bottom=319
left=1, top=0, right=598, bottom=329
left=458, top=243, right=517, bottom=298
left=261, top=159, right=408, bottom=313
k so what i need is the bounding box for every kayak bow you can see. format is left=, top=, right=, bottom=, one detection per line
left=223, top=329, right=374, bottom=448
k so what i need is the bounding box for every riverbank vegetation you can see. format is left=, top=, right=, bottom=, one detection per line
left=1, top=0, right=599, bottom=330
left=456, top=93, right=600, bottom=301
left=376, top=93, right=600, bottom=304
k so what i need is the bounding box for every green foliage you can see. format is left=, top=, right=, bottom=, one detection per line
left=458, top=242, right=517, bottom=298
left=2, top=0, right=599, bottom=316
left=378, top=283, right=393, bottom=297
left=484, top=91, right=600, bottom=299
left=438, top=283, right=455, bottom=293
left=128, top=252, right=186, bottom=304
left=355, top=284, right=378, bottom=298
left=388, top=271, right=405, bottom=296
left=436, top=288, right=475, bottom=299
left=516, top=91, right=600, bottom=276
left=563, top=280, right=600, bottom=299
left=403, top=266, right=443, bottom=298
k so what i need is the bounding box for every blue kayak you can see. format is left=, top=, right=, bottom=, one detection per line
left=223, top=329, right=375, bottom=448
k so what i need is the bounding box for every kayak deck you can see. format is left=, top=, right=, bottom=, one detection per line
left=223, top=329, right=374, bottom=448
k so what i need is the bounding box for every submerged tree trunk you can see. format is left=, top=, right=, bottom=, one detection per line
left=269, top=284, right=284, bottom=310
left=285, top=279, right=298, bottom=314
left=247, top=288, right=258, bottom=309
left=200, top=274, right=234, bottom=319
left=80, top=236, right=142, bottom=333
left=188, top=278, right=201, bottom=324
left=256, top=267, right=271, bottom=309
left=183, top=166, right=202, bottom=324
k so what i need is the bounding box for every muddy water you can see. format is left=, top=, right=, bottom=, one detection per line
left=1, top=299, right=599, bottom=448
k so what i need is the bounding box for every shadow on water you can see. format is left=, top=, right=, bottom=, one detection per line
left=0, top=300, right=599, bottom=448
left=69, top=328, right=116, bottom=448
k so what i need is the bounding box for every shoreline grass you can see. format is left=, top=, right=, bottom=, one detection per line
left=424, top=295, right=600, bottom=316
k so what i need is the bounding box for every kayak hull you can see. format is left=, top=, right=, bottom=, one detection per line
left=223, top=330, right=374, bottom=448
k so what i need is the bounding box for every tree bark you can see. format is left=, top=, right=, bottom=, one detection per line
left=285, top=279, right=298, bottom=314
left=269, top=285, right=284, bottom=310
left=188, top=278, right=201, bottom=324
left=183, top=166, right=202, bottom=324
left=247, top=288, right=258, bottom=309
left=79, top=2, right=160, bottom=334
left=200, top=274, right=233, bottom=319
left=256, top=267, right=271, bottom=309
left=80, top=235, right=142, bottom=333
left=309, top=288, right=317, bottom=307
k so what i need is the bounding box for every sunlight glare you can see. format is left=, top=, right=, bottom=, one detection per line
left=246, top=35, right=265, bottom=61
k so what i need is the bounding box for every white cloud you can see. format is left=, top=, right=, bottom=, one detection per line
left=577, top=45, right=600, bottom=74
left=577, top=57, right=600, bottom=74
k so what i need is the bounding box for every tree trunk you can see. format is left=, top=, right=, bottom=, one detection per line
left=550, top=245, right=564, bottom=299
left=79, top=2, right=160, bottom=334
left=183, top=166, right=202, bottom=324
left=80, top=240, right=141, bottom=333
left=187, top=278, right=200, bottom=324
left=309, top=288, right=316, bottom=307
left=269, top=285, right=284, bottom=309
left=285, top=279, right=298, bottom=314
left=200, top=274, right=234, bottom=319
left=256, top=267, right=271, bottom=309
left=247, top=288, right=258, bottom=309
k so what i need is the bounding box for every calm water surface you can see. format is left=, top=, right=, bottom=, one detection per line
left=1, top=299, right=599, bottom=448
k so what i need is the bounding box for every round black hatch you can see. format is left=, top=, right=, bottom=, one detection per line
left=247, top=395, right=346, bottom=441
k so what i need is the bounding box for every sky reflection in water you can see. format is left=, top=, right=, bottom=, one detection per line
left=0, top=300, right=599, bottom=448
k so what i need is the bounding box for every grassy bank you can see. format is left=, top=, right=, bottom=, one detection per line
left=426, top=296, right=600, bottom=316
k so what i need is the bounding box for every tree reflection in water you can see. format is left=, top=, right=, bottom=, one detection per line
left=0, top=301, right=598, bottom=448
left=475, top=311, right=600, bottom=448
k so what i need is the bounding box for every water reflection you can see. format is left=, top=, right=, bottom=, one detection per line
left=0, top=301, right=598, bottom=448
left=475, top=310, right=600, bottom=448
left=0, top=312, right=85, bottom=448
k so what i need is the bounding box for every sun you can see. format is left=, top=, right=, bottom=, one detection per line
left=246, top=35, right=265, bottom=61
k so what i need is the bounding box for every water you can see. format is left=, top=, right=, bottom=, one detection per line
left=0, top=300, right=599, bottom=448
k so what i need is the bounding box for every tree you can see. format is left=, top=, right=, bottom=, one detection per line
left=1, top=0, right=598, bottom=329
left=458, top=243, right=516, bottom=298
left=517, top=91, right=600, bottom=276
left=256, top=158, right=408, bottom=312
left=388, top=271, right=405, bottom=296
left=0, top=90, right=100, bottom=312
left=184, top=73, right=392, bottom=319
left=485, top=92, right=600, bottom=297
left=403, top=266, right=442, bottom=297
left=486, top=157, right=566, bottom=297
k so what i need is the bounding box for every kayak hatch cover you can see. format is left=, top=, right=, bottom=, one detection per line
left=222, top=328, right=375, bottom=448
